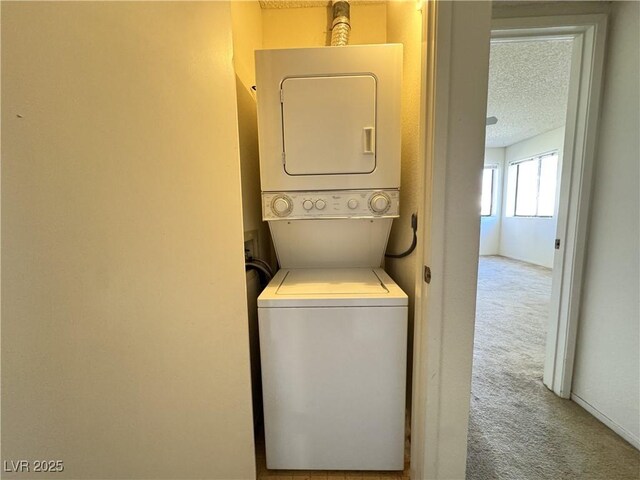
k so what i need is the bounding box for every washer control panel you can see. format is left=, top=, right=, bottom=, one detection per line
left=263, top=189, right=399, bottom=220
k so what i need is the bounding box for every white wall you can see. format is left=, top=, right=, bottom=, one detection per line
left=499, top=127, right=565, bottom=268
left=493, top=1, right=611, bottom=19
left=572, top=0, right=640, bottom=447
left=1, top=3, right=256, bottom=478
left=231, top=1, right=273, bottom=264
left=261, top=3, right=387, bottom=49
left=385, top=0, right=424, bottom=405
left=479, top=148, right=505, bottom=255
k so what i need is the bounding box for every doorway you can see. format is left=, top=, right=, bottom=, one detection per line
left=465, top=15, right=635, bottom=479
left=479, top=34, right=573, bottom=385
left=468, top=12, right=610, bottom=408
left=469, top=34, right=573, bottom=477
left=410, top=6, right=615, bottom=479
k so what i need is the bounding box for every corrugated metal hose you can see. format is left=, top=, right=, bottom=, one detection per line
left=331, top=0, right=350, bottom=46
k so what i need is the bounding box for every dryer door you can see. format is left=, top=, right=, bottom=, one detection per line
left=281, top=75, right=377, bottom=176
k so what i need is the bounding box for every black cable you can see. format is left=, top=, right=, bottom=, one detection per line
left=244, top=250, right=274, bottom=276
left=248, top=257, right=273, bottom=277
left=245, top=262, right=273, bottom=284
left=385, top=213, right=418, bottom=259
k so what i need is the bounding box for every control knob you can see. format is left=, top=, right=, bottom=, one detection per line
left=347, top=198, right=359, bottom=209
left=315, top=199, right=326, bottom=210
left=271, top=195, right=293, bottom=217
left=303, top=200, right=314, bottom=211
left=369, top=192, right=391, bottom=214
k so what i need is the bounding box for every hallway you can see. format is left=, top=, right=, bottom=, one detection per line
left=467, top=256, right=639, bottom=479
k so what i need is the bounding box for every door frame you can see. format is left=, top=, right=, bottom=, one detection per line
left=410, top=1, right=492, bottom=479
left=490, top=14, right=608, bottom=399
left=409, top=8, right=609, bottom=480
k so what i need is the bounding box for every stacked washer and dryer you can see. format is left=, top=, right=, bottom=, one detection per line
left=256, top=44, right=407, bottom=471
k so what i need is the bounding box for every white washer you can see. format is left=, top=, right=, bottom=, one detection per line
left=258, top=268, right=408, bottom=470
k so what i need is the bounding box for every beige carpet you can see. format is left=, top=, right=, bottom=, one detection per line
left=466, top=256, right=639, bottom=480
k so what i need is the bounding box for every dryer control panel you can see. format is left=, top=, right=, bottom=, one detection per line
left=262, top=189, right=399, bottom=220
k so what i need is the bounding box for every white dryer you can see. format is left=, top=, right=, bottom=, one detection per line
left=256, top=44, right=402, bottom=193
left=258, top=268, right=407, bottom=470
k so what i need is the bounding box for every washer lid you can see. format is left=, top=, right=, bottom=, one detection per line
left=258, top=268, right=408, bottom=308
left=278, top=268, right=388, bottom=295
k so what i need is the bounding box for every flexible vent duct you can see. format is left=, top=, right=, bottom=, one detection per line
left=330, top=0, right=351, bottom=46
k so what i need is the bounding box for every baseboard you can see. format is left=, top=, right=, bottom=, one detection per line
left=495, top=253, right=552, bottom=269
left=571, top=393, right=640, bottom=450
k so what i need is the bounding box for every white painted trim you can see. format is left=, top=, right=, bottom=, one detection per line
left=410, top=1, right=492, bottom=478
left=490, top=14, right=608, bottom=399
left=410, top=1, right=445, bottom=477
left=571, top=394, right=640, bottom=450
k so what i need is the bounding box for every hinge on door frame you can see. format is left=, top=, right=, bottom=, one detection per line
left=281, top=152, right=286, bottom=165
left=424, top=265, right=432, bottom=284
left=280, top=89, right=284, bottom=103
left=555, top=238, right=561, bottom=250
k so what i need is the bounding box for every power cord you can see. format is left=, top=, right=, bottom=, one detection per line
left=245, top=251, right=274, bottom=285
left=385, top=213, right=418, bottom=259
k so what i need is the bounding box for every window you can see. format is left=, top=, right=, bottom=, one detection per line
left=506, top=152, right=558, bottom=217
left=481, top=166, right=496, bottom=216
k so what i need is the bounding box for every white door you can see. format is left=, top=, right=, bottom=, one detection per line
left=281, top=75, right=377, bottom=176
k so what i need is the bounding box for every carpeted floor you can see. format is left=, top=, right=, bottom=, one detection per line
left=466, top=256, right=639, bottom=480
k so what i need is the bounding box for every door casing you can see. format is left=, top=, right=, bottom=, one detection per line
left=409, top=6, right=608, bottom=479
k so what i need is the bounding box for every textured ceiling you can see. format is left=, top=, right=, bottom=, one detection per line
left=259, top=0, right=383, bottom=8
left=485, top=39, right=573, bottom=148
